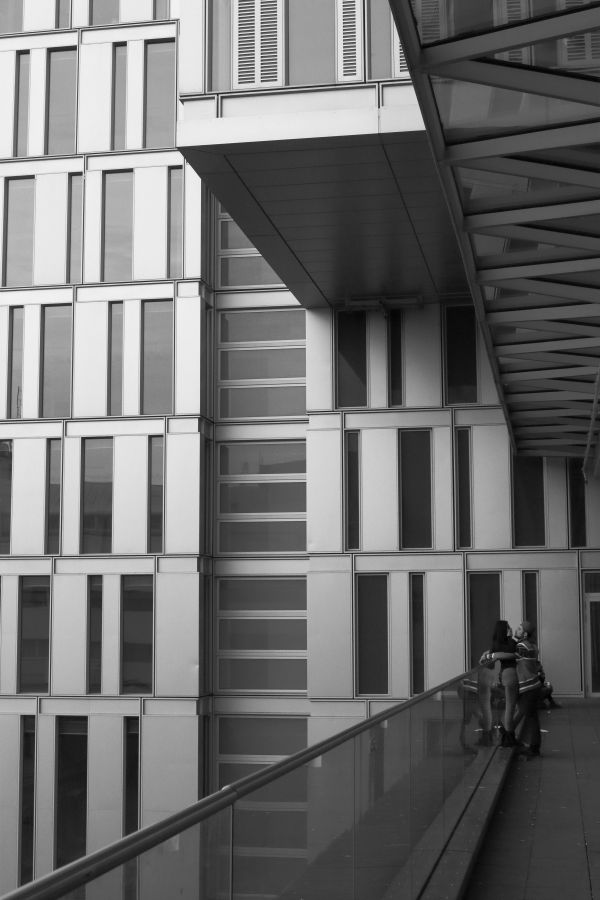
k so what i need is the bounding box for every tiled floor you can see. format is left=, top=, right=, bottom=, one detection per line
left=464, top=701, right=600, bottom=900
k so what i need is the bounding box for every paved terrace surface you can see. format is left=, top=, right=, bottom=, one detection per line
left=464, top=701, right=600, bottom=900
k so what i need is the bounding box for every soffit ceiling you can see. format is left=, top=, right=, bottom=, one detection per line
left=390, top=0, right=600, bottom=464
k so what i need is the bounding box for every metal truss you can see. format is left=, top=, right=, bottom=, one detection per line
left=390, top=0, right=600, bottom=467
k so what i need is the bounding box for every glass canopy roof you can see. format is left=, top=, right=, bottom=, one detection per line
left=393, top=0, right=600, bottom=465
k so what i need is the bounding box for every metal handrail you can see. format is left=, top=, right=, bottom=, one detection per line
left=2, top=671, right=472, bottom=900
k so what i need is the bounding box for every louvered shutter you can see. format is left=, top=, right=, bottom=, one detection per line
left=415, top=0, right=445, bottom=43
left=494, top=0, right=531, bottom=64
left=233, top=0, right=282, bottom=89
left=561, top=0, right=600, bottom=72
left=336, top=0, right=363, bottom=81
left=392, top=17, right=410, bottom=79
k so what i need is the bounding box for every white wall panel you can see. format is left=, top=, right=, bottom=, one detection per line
left=11, top=439, right=46, bottom=555
left=361, top=428, right=397, bottom=552
left=184, top=164, right=202, bottom=278
left=0, top=306, right=9, bottom=420
left=28, top=49, right=47, bottom=157
left=102, top=575, right=121, bottom=695
left=403, top=305, right=441, bottom=407
left=83, top=170, right=102, bottom=284
left=34, top=715, right=55, bottom=877
left=155, top=574, right=199, bottom=696
left=133, top=167, right=167, bottom=280
left=21, top=304, right=41, bottom=418
left=0, top=714, right=19, bottom=895
left=87, top=715, right=124, bottom=852
left=389, top=571, right=410, bottom=698
left=540, top=568, right=581, bottom=694
left=23, top=1, right=56, bottom=31
left=0, top=179, right=4, bottom=286
left=78, top=43, right=112, bottom=153
left=306, top=309, right=333, bottom=412
left=175, top=295, right=201, bottom=415
left=426, top=570, right=464, bottom=687
left=61, top=437, right=81, bottom=555
left=51, top=575, right=87, bottom=695
left=122, top=299, right=141, bottom=416
left=0, top=53, right=15, bottom=159
left=72, top=0, right=89, bottom=26
left=113, top=435, right=148, bottom=553
left=141, top=716, right=199, bottom=826
left=165, top=433, right=200, bottom=553
left=120, top=0, right=153, bottom=22
left=367, top=311, right=387, bottom=408
left=546, top=457, right=568, bottom=549
left=178, top=0, right=205, bottom=93
left=0, top=577, right=18, bottom=694
left=306, top=427, right=341, bottom=553
left=307, top=566, right=353, bottom=698
left=73, top=302, right=108, bottom=417
left=472, top=425, right=511, bottom=549
left=433, top=426, right=453, bottom=551
left=34, top=174, right=68, bottom=285
left=126, top=40, right=144, bottom=150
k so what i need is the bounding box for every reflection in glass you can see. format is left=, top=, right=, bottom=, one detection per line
left=410, top=573, right=424, bottom=693
left=219, top=521, right=306, bottom=552
left=19, top=716, right=35, bottom=886
left=103, top=171, right=133, bottom=282
left=148, top=436, right=163, bottom=553
left=46, top=49, right=76, bottom=155
left=219, top=578, right=306, bottom=610
left=142, top=300, right=173, bottom=414
left=144, top=41, right=175, bottom=147
left=219, top=219, right=254, bottom=251
left=220, top=442, right=306, bottom=475
left=456, top=427, right=471, bottom=548
left=18, top=576, right=50, bottom=693
left=112, top=44, right=127, bottom=151
left=0, top=440, right=12, bottom=553
left=109, top=302, right=123, bottom=416
left=569, top=457, right=587, bottom=547
left=68, top=174, right=83, bottom=283
left=523, top=571, right=538, bottom=639
left=15, top=52, right=29, bottom=157
left=219, top=716, right=307, bottom=755
left=4, top=178, right=34, bottom=287
left=220, top=347, right=306, bottom=380
left=491, top=29, right=600, bottom=78
left=41, top=305, right=71, bottom=418
left=56, top=718, right=87, bottom=868
left=220, top=255, right=282, bottom=287
left=121, top=575, right=153, bottom=694
left=389, top=309, right=403, bottom=405
left=219, top=619, right=306, bottom=650
left=168, top=167, right=183, bottom=277
left=8, top=307, right=23, bottom=418
left=456, top=164, right=595, bottom=214
left=45, top=439, right=61, bottom=554
left=124, top=718, right=139, bottom=834
left=221, top=309, right=305, bottom=343
left=81, top=438, right=113, bottom=554
left=90, top=0, right=118, bottom=25
left=337, top=312, right=367, bottom=407
left=219, top=385, right=306, bottom=418
left=0, top=0, right=21, bottom=32
left=87, top=576, right=102, bottom=694
left=445, top=306, right=477, bottom=403
left=220, top=481, right=306, bottom=513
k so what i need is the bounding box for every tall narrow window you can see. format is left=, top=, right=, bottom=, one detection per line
left=233, top=0, right=283, bottom=89
left=19, top=716, right=36, bottom=886
left=14, top=52, right=30, bottom=157
left=168, top=167, right=183, bottom=278
left=399, top=430, right=432, bottom=549
left=90, top=0, right=118, bottom=25
left=287, top=0, right=335, bottom=86
left=468, top=572, right=500, bottom=668
left=356, top=574, right=388, bottom=695
left=4, top=178, right=34, bottom=287
left=410, top=573, right=424, bottom=694
left=121, top=575, right=153, bottom=694
left=388, top=309, right=403, bottom=406
left=569, top=457, right=587, bottom=547
left=103, top=171, right=133, bottom=282
left=455, top=427, right=472, bottom=548
left=45, top=439, right=61, bottom=554
left=336, top=312, right=367, bottom=407
left=142, top=300, right=173, bottom=414
left=8, top=307, right=24, bottom=419
left=112, top=44, right=127, bottom=152
left=148, top=436, right=163, bottom=553
left=0, top=440, right=12, bottom=553
left=445, top=305, right=477, bottom=404
left=345, top=431, right=360, bottom=550
left=81, top=438, right=113, bottom=554
left=55, top=718, right=87, bottom=868
left=68, top=174, right=82, bottom=283
left=144, top=41, right=175, bottom=148
left=513, top=456, right=545, bottom=547
left=46, top=49, right=76, bottom=155
left=56, top=0, right=71, bottom=28
left=87, top=576, right=102, bottom=693
left=154, top=0, right=169, bottom=18
left=0, top=0, right=22, bottom=32
left=18, top=576, right=50, bottom=693
left=523, top=572, right=538, bottom=640
left=124, top=718, right=140, bottom=834
left=108, top=302, right=123, bottom=416
left=41, top=305, right=71, bottom=418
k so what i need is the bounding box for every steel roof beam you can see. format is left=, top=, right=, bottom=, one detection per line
left=466, top=198, right=600, bottom=230
left=476, top=225, right=600, bottom=253
left=444, top=121, right=600, bottom=164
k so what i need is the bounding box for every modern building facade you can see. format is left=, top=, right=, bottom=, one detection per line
left=0, top=0, right=598, bottom=893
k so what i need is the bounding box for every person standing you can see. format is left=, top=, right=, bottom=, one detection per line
left=514, top=620, right=543, bottom=758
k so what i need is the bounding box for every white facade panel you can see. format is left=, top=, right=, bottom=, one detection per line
left=471, top=425, right=511, bottom=549
left=0, top=577, right=18, bottom=695
left=184, top=163, right=202, bottom=278
left=28, top=48, right=46, bottom=157
left=367, top=311, right=387, bottom=408
left=174, top=295, right=201, bottom=415
left=87, top=715, right=124, bottom=852
left=34, top=715, right=55, bottom=877
left=72, top=0, right=89, bottom=26
left=178, top=0, right=205, bottom=93
left=102, top=575, right=121, bottom=696
left=23, top=1, right=56, bottom=30
left=155, top=573, right=200, bottom=696
left=21, top=304, right=41, bottom=418
left=141, top=715, right=199, bottom=826
left=540, top=568, right=581, bottom=694
left=61, top=437, right=81, bottom=555
left=403, top=305, right=441, bottom=407
left=73, top=302, right=109, bottom=417
left=122, top=299, right=141, bottom=417
left=126, top=40, right=144, bottom=150
left=361, top=428, right=397, bottom=552
left=11, top=438, right=46, bottom=555
left=83, top=170, right=103, bottom=284
left=0, top=53, right=15, bottom=159
left=307, top=566, right=353, bottom=698
left=306, top=309, right=333, bottom=412
left=0, top=306, right=10, bottom=420
left=51, top=575, right=87, bottom=695
left=0, top=714, right=19, bottom=895
left=33, top=173, right=68, bottom=285
left=120, top=0, right=154, bottom=22
left=78, top=42, right=112, bottom=153
left=546, top=457, right=568, bottom=549
left=306, top=426, right=342, bottom=553
left=426, top=570, right=464, bottom=687
left=165, top=433, right=200, bottom=554
left=433, top=426, right=453, bottom=551
left=389, top=571, right=410, bottom=698
left=133, top=167, right=167, bottom=280
left=113, top=435, right=148, bottom=554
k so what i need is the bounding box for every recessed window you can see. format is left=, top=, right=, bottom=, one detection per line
left=56, top=0, right=71, bottom=28
left=154, top=0, right=170, bottom=18
left=523, top=572, right=538, bottom=641
left=14, top=52, right=30, bottom=157
left=168, top=167, right=183, bottom=278
left=344, top=431, right=360, bottom=550
left=0, top=441, right=12, bottom=553
left=41, top=305, right=72, bottom=418
left=568, top=457, right=586, bottom=548
left=388, top=309, right=403, bottom=406
left=399, top=430, right=432, bottom=549
left=410, top=573, right=424, bottom=694
left=102, top=171, right=133, bottom=282
left=108, top=302, right=123, bottom=416
left=46, top=49, right=77, bottom=155
left=90, top=0, right=119, bottom=25
left=121, top=575, right=153, bottom=694
left=445, top=305, right=477, bottom=404
left=18, top=576, right=50, bottom=693
left=144, top=41, right=176, bottom=148
left=356, top=574, right=388, bottom=695
left=8, top=307, right=24, bottom=419
left=45, top=439, right=62, bottom=554
left=0, top=0, right=22, bottom=33
left=19, top=716, right=36, bottom=886
left=142, top=300, right=173, bottom=414
left=124, top=718, right=140, bottom=835
left=468, top=572, right=500, bottom=668
left=336, top=312, right=366, bottom=407
left=81, top=438, right=113, bottom=554
left=455, top=427, right=471, bottom=548
left=87, top=576, right=102, bottom=694
left=512, top=456, right=545, bottom=547
left=4, top=178, right=34, bottom=287
left=216, top=206, right=282, bottom=288
left=148, top=436, right=164, bottom=553
left=55, top=718, right=87, bottom=868
left=68, top=174, right=83, bottom=283
left=112, top=44, right=127, bottom=151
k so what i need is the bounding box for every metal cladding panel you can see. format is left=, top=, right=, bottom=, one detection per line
left=174, top=294, right=202, bottom=415
left=11, top=438, right=46, bottom=555
left=540, top=568, right=581, bottom=695
left=87, top=715, right=124, bottom=853
left=73, top=301, right=109, bottom=417
left=78, top=42, right=112, bottom=153
left=155, top=573, right=200, bottom=697
left=472, top=425, right=512, bottom=550
left=307, top=566, right=353, bottom=699
left=165, top=432, right=200, bottom=554
left=113, top=434, right=148, bottom=554
left=306, top=308, right=333, bottom=412
left=0, top=52, right=15, bottom=159
left=306, top=426, right=342, bottom=553
left=426, top=570, right=464, bottom=688
left=34, top=173, right=68, bottom=285
left=361, top=427, right=398, bottom=552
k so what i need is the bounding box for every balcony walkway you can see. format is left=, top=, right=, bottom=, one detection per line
left=465, top=700, right=600, bottom=900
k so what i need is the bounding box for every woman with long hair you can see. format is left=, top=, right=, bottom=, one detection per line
left=479, top=620, right=518, bottom=746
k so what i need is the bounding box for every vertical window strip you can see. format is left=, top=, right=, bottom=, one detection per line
left=8, top=306, right=24, bottom=419
left=455, top=427, right=472, bottom=549
left=55, top=718, right=88, bottom=868
left=388, top=309, right=402, bottom=406
left=4, top=177, right=35, bottom=287
left=141, top=300, right=173, bottom=415
left=18, top=576, right=50, bottom=693
left=45, top=439, right=61, bottom=555
left=513, top=456, right=545, bottom=547
left=121, top=575, right=153, bottom=695
left=144, top=40, right=176, bottom=148
left=523, top=571, right=539, bottom=642
left=41, top=305, right=72, bottom=418
left=81, top=437, right=113, bottom=554
left=19, top=716, right=36, bottom=887
left=112, top=44, right=127, bottom=152
left=15, top=52, right=30, bottom=157
left=68, top=173, right=83, bottom=284
left=336, top=311, right=367, bottom=408
left=87, top=576, right=102, bottom=694
left=168, top=167, right=183, bottom=278
left=102, top=170, right=133, bottom=282
left=148, top=436, right=164, bottom=553
left=568, top=457, right=587, bottom=547
left=356, top=574, right=388, bottom=695
left=410, top=573, right=424, bottom=695
left=56, top=0, right=71, bottom=28
left=0, top=440, right=12, bottom=553
left=399, top=430, right=432, bottom=550
left=124, top=718, right=140, bottom=834
left=108, top=302, right=123, bottom=416
left=344, top=430, right=360, bottom=550
left=46, top=48, right=77, bottom=155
